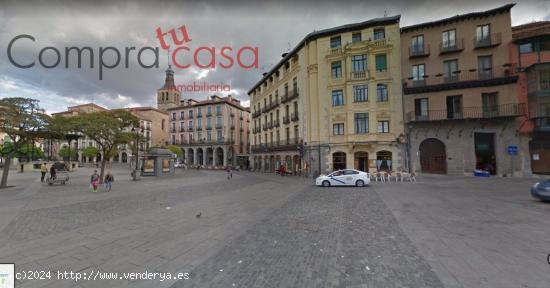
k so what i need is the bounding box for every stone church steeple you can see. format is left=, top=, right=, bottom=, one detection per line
left=157, top=65, right=181, bottom=111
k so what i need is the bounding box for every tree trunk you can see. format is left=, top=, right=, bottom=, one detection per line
left=1, top=157, right=12, bottom=188
left=100, top=158, right=106, bottom=184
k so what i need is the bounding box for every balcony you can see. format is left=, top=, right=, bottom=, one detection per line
left=273, top=119, right=280, bottom=128
left=281, top=90, right=299, bottom=103
left=283, top=116, right=290, bottom=124
left=350, top=71, right=369, bottom=80
left=262, top=123, right=268, bottom=131
left=439, top=38, right=464, bottom=54
left=474, top=33, right=501, bottom=49
left=251, top=138, right=299, bottom=153
left=206, top=112, right=212, bottom=117
left=239, top=115, right=243, bottom=120
left=216, top=110, right=222, bottom=116
left=268, top=122, right=273, bottom=129
left=252, top=110, right=261, bottom=118
left=409, top=44, right=430, bottom=58
left=371, top=38, right=389, bottom=49
left=403, top=65, right=518, bottom=94
left=179, top=115, right=185, bottom=120
left=197, top=113, right=202, bottom=118
left=230, top=111, right=235, bottom=117
left=291, top=113, right=299, bottom=122
left=171, top=117, right=176, bottom=121
left=215, top=123, right=222, bottom=129
left=329, top=47, right=343, bottom=56
left=170, top=128, right=176, bottom=133
left=206, top=125, right=212, bottom=130
left=406, top=103, right=526, bottom=123
left=179, top=127, right=185, bottom=132
left=188, top=114, right=194, bottom=119
left=261, top=99, right=279, bottom=113
left=230, top=124, right=235, bottom=130
left=188, top=127, right=194, bottom=132
left=197, top=126, right=202, bottom=131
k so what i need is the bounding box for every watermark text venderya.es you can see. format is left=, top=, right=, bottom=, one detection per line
left=6, top=24, right=259, bottom=80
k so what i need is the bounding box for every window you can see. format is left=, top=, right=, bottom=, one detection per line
left=197, top=118, right=202, bottom=129
left=519, top=43, right=533, bottom=53
left=412, top=64, right=425, bottom=81
left=414, top=98, right=429, bottom=120
left=478, top=55, right=493, bottom=79
left=354, top=113, right=369, bottom=134
left=332, top=90, right=344, bottom=106
left=188, top=120, right=193, bottom=129
left=376, top=84, right=388, bottom=102
left=353, top=85, right=368, bottom=102
left=374, top=28, right=385, bottom=40
left=216, top=105, right=222, bottom=115
left=171, top=112, right=176, bottom=120
left=441, top=29, right=456, bottom=48
left=180, top=111, right=184, bottom=119
left=197, top=107, right=202, bottom=116
left=216, top=116, right=222, bottom=126
left=330, top=36, right=341, bottom=48
left=293, top=77, right=298, bottom=93
left=443, top=59, right=458, bottom=82
left=476, top=24, right=490, bottom=43
left=352, top=55, right=367, bottom=72
left=207, top=131, right=211, bottom=141
left=217, top=130, right=222, bottom=141
left=411, top=35, right=424, bottom=53
left=189, top=110, right=194, bottom=118
left=446, top=95, right=463, bottom=119
left=333, top=123, right=344, bottom=135
left=375, top=54, right=387, bottom=72
left=377, top=121, right=389, bottom=133
left=482, top=92, right=499, bottom=117
left=207, top=106, right=212, bottom=115
left=352, top=32, right=362, bottom=43
left=331, top=61, right=342, bottom=78
left=189, top=134, right=194, bottom=143
left=180, top=122, right=184, bottom=130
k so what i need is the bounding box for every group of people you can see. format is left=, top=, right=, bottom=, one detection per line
left=39, top=163, right=114, bottom=193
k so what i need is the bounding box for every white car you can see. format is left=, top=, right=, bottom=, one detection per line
left=316, top=169, right=371, bottom=187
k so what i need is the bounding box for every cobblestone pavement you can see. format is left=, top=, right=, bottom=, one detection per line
left=0, top=168, right=548, bottom=288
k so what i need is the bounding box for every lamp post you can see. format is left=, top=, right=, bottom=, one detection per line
left=131, top=127, right=142, bottom=180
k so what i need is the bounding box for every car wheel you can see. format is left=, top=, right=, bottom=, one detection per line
left=322, top=180, right=330, bottom=187
left=355, top=180, right=365, bottom=187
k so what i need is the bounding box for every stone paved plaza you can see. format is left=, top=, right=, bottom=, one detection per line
left=0, top=167, right=549, bottom=288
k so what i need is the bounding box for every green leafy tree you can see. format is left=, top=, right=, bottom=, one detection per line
left=16, top=142, right=44, bottom=160
left=68, top=110, right=138, bottom=182
left=0, top=98, right=50, bottom=188
left=58, top=146, right=78, bottom=160
left=81, top=146, right=99, bottom=159
left=166, top=145, right=182, bottom=158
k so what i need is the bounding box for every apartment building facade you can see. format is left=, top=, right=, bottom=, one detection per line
left=512, top=21, right=550, bottom=174
left=249, top=15, right=405, bottom=176
left=166, top=95, right=250, bottom=169
left=401, top=4, right=528, bottom=176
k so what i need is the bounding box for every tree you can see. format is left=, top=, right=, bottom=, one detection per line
left=68, top=110, right=138, bottom=182
left=58, top=146, right=78, bottom=160
left=81, top=146, right=99, bottom=159
left=0, top=98, right=50, bottom=188
left=15, top=142, right=44, bottom=161
left=166, top=145, right=182, bottom=158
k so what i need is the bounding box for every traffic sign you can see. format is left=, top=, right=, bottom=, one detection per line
left=507, top=145, right=518, bottom=155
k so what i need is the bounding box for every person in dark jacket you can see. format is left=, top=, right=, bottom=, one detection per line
left=49, top=165, right=56, bottom=180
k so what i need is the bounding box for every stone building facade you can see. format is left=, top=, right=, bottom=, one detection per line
left=401, top=4, right=528, bottom=176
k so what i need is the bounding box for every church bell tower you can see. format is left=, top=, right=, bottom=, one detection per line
left=157, top=65, right=181, bottom=111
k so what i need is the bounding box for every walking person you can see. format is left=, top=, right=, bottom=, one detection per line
left=227, top=166, right=232, bottom=180
left=104, top=171, right=114, bottom=192
left=40, top=163, right=48, bottom=182
left=90, top=170, right=100, bottom=192
left=49, top=165, right=56, bottom=181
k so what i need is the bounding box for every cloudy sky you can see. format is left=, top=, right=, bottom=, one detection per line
left=0, top=0, right=548, bottom=114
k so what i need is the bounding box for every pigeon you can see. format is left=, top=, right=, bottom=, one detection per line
left=196, top=212, right=202, bottom=218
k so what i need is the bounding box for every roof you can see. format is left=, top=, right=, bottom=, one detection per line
left=51, top=103, right=108, bottom=116
left=247, top=15, right=401, bottom=94
left=125, top=106, right=168, bottom=115
left=167, top=96, right=250, bottom=112
left=401, top=3, right=515, bottom=33
left=512, top=21, right=550, bottom=42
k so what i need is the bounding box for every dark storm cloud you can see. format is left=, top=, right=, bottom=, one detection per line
left=0, top=0, right=548, bottom=113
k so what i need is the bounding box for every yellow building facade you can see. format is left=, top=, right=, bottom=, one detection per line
left=249, top=16, right=405, bottom=175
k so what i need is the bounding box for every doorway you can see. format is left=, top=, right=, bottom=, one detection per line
left=474, top=132, right=496, bottom=174
left=354, top=152, right=369, bottom=172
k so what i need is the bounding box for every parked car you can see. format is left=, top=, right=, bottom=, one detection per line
left=531, top=179, right=550, bottom=202
left=316, top=169, right=370, bottom=187
left=174, top=162, right=186, bottom=168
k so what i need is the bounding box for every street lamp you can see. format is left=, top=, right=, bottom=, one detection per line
left=131, top=127, right=142, bottom=180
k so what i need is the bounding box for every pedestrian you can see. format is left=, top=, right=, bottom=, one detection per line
left=49, top=165, right=56, bottom=180
left=104, top=171, right=114, bottom=192
left=227, top=166, right=232, bottom=180
left=90, top=170, right=100, bottom=192
left=40, top=163, right=48, bottom=182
